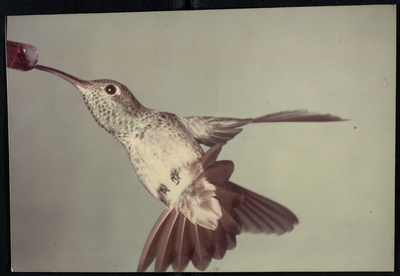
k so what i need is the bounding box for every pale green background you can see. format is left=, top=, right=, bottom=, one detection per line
left=7, top=5, right=395, bottom=272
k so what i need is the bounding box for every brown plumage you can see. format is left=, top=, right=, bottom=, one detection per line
left=137, top=143, right=298, bottom=272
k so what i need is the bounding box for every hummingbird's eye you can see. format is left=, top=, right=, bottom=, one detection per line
left=105, top=84, right=117, bottom=95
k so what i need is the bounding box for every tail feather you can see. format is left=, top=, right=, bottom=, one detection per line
left=225, top=232, right=237, bottom=250
left=171, top=213, right=191, bottom=271
left=210, top=222, right=228, bottom=260
left=137, top=205, right=242, bottom=272
left=219, top=206, right=242, bottom=236
left=137, top=143, right=298, bottom=272
left=215, top=186, right=244, bottom=209
left=154, top=210, right=180, bottom=271
left=190, top=224, right=212, bottom=271
left=202, top=160, right=234, bottom=185
left=200, top=225, right=215, bottom=255
left=137, top=207, right=174, bottom=272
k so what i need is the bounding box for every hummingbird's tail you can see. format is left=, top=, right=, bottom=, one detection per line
left=137, top=143, right=298, bottom=272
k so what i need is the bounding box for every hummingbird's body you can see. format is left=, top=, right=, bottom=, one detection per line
left=34, top=64, right=344, bottom=272
left=125, top=111, right=204, bottom=206
left=80, top=80, right=207, bottom=207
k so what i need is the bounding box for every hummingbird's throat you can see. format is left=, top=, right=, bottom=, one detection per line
left=81, top=93, right=138, bottom=139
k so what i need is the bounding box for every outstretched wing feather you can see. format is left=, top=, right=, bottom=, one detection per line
left=182, top=110, right=345, bottom=147
left=236, top=186, right=299, bottom=234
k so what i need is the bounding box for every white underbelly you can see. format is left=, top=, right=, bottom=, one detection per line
left=127, top=128, right=204, bottom=204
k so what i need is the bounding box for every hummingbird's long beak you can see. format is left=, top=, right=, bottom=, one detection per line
left=35, top=64, right=92, bottom=90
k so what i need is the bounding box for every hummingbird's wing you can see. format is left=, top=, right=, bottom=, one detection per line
left=181, top=110, right=345, bottom=147
left=180, top=116, right=251, bottom=147
left=137, top=143, right=298, bottom=272
left=220, top=181, right=299, bottom=234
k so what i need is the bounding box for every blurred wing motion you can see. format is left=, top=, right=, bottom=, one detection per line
left=182, top=110, right=345, bottom=147
left=137, top=143, right=298, bottom=272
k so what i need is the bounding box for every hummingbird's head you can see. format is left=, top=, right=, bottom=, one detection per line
left=35, top=65, right=145, bottom=138
left=78, top=79, right=145, bottom=137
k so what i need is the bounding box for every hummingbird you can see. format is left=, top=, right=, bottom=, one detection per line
left=34, top=64, right=344, bottom=272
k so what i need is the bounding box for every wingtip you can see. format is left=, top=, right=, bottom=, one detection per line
left=321, top=114, right=350, bottom=122
left=252, top=110, right=348, bottom=123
